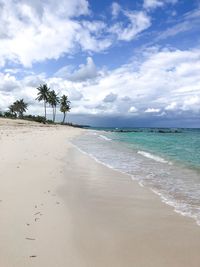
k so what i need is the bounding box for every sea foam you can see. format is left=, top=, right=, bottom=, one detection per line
left=137, top=150, right=171, bottom=164
left=99, top=134, right=112, bottom=141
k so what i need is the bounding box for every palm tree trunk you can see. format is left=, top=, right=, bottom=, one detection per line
left=44, top=101, right=46, bottom=120
left=53, top=106, right=56, bottom=122
left=62, top=112, right=66, bottom=124
left=54, top=106, right=57, bottom=122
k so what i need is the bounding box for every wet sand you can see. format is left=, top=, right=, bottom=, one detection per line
left=0, top=118, right=200, bottom=266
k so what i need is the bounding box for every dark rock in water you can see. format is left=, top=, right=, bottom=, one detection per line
left=108, top=128, right=182, bottom=134
left=157, top=129, right=182, bottom=134
left=110, top=129, right=142, bottom=133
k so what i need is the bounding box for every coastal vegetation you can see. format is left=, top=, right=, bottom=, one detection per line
left=36, top=84, right=50, bottom=120
left=60, top=94, right=71, bottom=124
left=8, top=99, right=28, bottom=118
left=0, top=83, right=71, bottom=125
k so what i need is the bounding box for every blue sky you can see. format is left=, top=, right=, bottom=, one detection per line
left=0, top=0, right=200, bottom=127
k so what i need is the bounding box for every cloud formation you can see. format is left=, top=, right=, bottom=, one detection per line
left=1, top=47, right=199, bottom=121
left=128, top=106, right=138, bottom=113
left=111, top=2, right=121, bottom=18
left=0, top=0, right=110, bottom=67
left=55, top=57, right=98, bottom=82
left=0, top=0, right=154, bottom=67
left=0, top=1, right=199, bottom=126
left=143, top=0, right=177, bottom=10
left=109, top=10, right=151, bottom=41
left=145, top=108, right=160, bottom=113
left=157, top=8, right=200, bottom=41
left=103, top=93, right=118, bottom=103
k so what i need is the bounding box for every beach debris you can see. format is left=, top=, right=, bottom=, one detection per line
left=35, top=218, right=40, bottom=222
left=29, top=255, right=37, bottom=258
left=26, top=223, right=30, bottom=226
left=34, top=212, right=40, bottom=216
left=35, top=205, right=37, bottom=208
left=56, top=201, right=60, bottom=205
left=26, top=238, right=35, bottom=241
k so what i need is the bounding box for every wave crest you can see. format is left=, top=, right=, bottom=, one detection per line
left=137, top=150, right=171, bottom=164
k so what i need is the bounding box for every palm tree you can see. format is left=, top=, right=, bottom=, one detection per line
left=18, top=99, right=28, bottom=118
left=36, top=84, right=50, bottom=120
left=48, top=90, right=60, bottom=122
left=8, top=104, right=17, bottom=117
left=60, top=95, right=71, bottom=124
left=12, top=99, right=28, bottom=118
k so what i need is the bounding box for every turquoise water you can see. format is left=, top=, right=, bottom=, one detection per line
left=72, top=128, right=200, bottom=225
left=99, top=128, right=200, bottom=169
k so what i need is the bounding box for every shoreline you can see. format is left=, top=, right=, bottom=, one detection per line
left=74, top=141, right=200, bottom=227
left=0, top=118, right=200, bottom=266
left=73, top=129, right=200, bottom=227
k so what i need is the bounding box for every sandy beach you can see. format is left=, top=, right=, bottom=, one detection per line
left=0, top=118, right=200, bottom=267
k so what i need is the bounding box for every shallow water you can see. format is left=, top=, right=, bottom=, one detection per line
left=72, top=128, right=200, bottom=225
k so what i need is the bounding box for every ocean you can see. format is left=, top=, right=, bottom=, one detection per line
left=72, top=128, right=200, bottom=225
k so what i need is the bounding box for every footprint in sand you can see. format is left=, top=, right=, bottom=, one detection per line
left=26, top=237, right=35, bottom=241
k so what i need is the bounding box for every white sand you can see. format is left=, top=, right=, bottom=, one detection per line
left=0, top=118, right=200, bottom=267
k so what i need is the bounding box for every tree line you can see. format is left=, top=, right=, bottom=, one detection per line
left=0, top=84, right=71, bottom=124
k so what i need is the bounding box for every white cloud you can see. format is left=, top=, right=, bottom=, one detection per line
left=109, top=10, right=151, bottom=41
left=129, top=106, right=138, bottom=113
left=157, top=9, right=200, bottom=41
left=182, top=96, right=200, bottom=111
left=19, top=0, right=90, bottom=18
left=23, top=74, right=46, bottom=87
left=145, top=108, right=160, bottom=113
left=0, top=73, right=20, bottom=92
left=76, top=21, right=112, bottom=52
left=111, top=2, right=121, bottom=18
left=54, top=66, right=74, bottom=79
left=144, top=0, right=163, bottom=9
left=72, top=57, right=97, bottom=82
left=143, top=0, right=177, bottom=10
left=55, top=57, right=98, bottom=82
left=165, top=102, right=177, bottom=111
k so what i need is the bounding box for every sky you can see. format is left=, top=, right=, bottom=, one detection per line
left=0, top=0, right=200, bottom=127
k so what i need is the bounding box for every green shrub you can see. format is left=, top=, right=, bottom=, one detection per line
left=23, top=115, right=46, bottom=124
left=4, top=111, right=16, bottom=118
